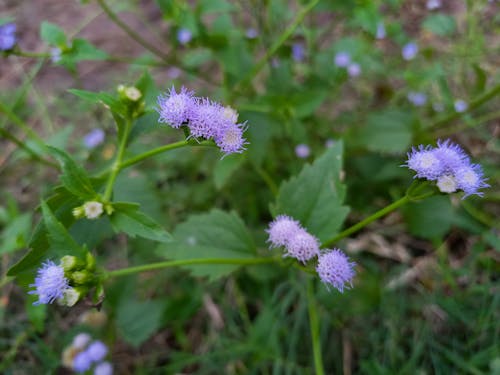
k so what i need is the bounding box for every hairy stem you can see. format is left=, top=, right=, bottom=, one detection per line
left=307, top=280, right=325, bottom=375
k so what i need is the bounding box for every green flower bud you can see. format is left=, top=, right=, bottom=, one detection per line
left=85, top=252, right=96, bottom=271
left=57, top=287, right=81, bottom=307
left=71, top=270, right=93, bottom=285
left=60, top=256, right=81, bottom=272
left=72, top=206, right=85, bottom=219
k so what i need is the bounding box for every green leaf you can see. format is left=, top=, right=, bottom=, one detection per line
left=423, top=14, right=456, bottom=37
left=69, top=39, right=109, bottom=61
left=116, top=298, right=165, bottom=347
left=0, top=213, right=32, bottom=255
left=351, top=109, right=414, bottom=153
left=157, top=209, right=256, bottom=281
left=273, top=141, right=350, bottom=243
left=213, top=154, right=245, bottom=189
left=110, top=202, right=172, bottom=243
left=47, top=146, right=96, bottom=200
left=40, top=21, right=66, bottom=46
left=68, top=89, right=127, bottom=118
left=40, top=200, right=85, bottom=258
left=241, top=111, right=281, bottom=166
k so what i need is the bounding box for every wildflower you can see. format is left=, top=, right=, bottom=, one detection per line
left=407, top=92, right=427, bottom=107
left=347, top=63, right=361, bottom=77
left=285, top=230, right=320, bottom=263
left=73, top=333, right=92, bottom=350
left=157, top=86, right=196, bottom=128
left=86, top=341, right=108, bottom=362
left=426, top=0, right=441, bottom=10
left=267, top=215, right=303, bottom=248
left=292, top=43, right=305, bottom=62
left=334, top=51, right=351, bottom=67
left=188, top=98, right=225, bottom=139
left=73, top=351, right=93, bottom=373
left=402, top=42, right=418, bottom=60
left=454, top=99, right=468, bottom=113
left=50, top=47, right=62, bottom=63
left=94, top=361, right=113, bottom=375
left=215, top=122, right=247, bottom=155
left=83, top=201, right=104, bottom=220
left=0, top=23, right=16, bottom=51
left=245, top=28, right=258, bottom=39
left=295, top=144, right=310, bottom=158
left=455, top=163, right=489, bottom=197
left=167, top=67, right=182, bottom=79
left=316, top=249, right=356, bottom=293
left=433, top=139, right=469, bottom=173
left=177, top=28, right=192, bottom=45
left=28, top=260, right=70, bottom=305
left=376, top=22, right=386, bottom=39
left=406, top=145, right=444, bottom=180
left=84, top=128, right=105, bottom=149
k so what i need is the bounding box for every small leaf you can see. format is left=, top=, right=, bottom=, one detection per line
left=40, top=201, right=85, bottom=258
left=69, top=39, right=109, bottom=61
left=47, top=146, right=96, bottom=200
left=273, top=141, right=350, bottom=243
left=157, top=209, right=256, bottom=281
left=110, top=202, right=172, bottom=243
left=68, top=89, right=127, bottom=118
left=40, top=21, right=66, bottom=46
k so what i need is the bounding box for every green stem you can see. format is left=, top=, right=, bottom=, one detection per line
left=433, top=109, right=500, bottom=138
left=428, top=81, right=500, bottom=130
left=307, top=280, right=325, bottom=375
left=323, top=195, right=411, bottom=247
left=119, top=139, right=215, bottom=170
left=0, top=101, right=47, bottom=147
left=104, top=257, right=277, bottom=279
left=103, top=117, right=132, bottom=201
left=236, top=0, right=320, bottom=90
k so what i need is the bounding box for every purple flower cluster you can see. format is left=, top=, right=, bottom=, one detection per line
left=406, top=139, right=489, bottom=197
left=157, top=86, right=247, bottom=156
left=28, top=260, right=70, bottom=305
left=267, top=215, right=356, bottom=292
left=73, top=339, right=112, bottom=374
left=407, top=92, right=427, bottom=107
left=0, top=23, right=16, bottom=51
left=334, top=51, right=362, bottom=77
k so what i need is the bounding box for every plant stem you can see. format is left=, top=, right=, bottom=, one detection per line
left=235, top=0, right=320, bottom=90
left=433, top=109, right=500, bottom=138
left=307, top=280, right=325, bottom=375
left=119, top=139, right=215, bottom=170
left=104, top=257, right=277, bottom=279
left=103, top=117, right=132, bottom=201
left=0, top=101, right=47, bottom=147
left=323, top=195, right=411, bottom=247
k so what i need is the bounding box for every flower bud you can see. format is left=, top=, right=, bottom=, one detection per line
left=72, top=206, right=85, bottom=219
left=57, top=287, right=81, bottom=307
left=85, top=252, right=96, bottom=271
left=60, top=255, right=81, bottom=272
left=71, top=270, right=93, bottom=285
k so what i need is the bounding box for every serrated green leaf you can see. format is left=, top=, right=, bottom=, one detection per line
left=213, top=154, right=245, bottom=189
left=110, top=202, right=172, bottom=243
left=47, top=146, right=96, bottom=200
left=40, top=200, right=85, bottom=257
left=157, top=209, right=256, bottom=281
left=273, top=141, right=350, bottom=243
left=40, top=21, right=66, bottom=46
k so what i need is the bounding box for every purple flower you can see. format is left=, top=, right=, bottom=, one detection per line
left=177, top=28, right=192, bottom=45
left=267, top=215, right=303, bottom=248
left=50, top=47, right=62, bottom=63
left=73, top=351, right=92, bottom=373
left=285, top=230, right=320, bottom=263
left=334, top=51, right=351, bottom=67
left=157, top=86, right=196, bottom=129
left=376, top=22, right=386, bottom=39
left=0, top=23, right=16, bottom=51
left=402, top=42, right=418, bottom=60
left=72, top=333, right=92, bottom=350
left=215, top=122, right=247, bottom=156
left=245, top=28, right=258, bottom=39
left=406, top=145, right=445, bottom=180
left=28, top=260, right=69, bottom=305
left=454, top=99, right=468, bottom=113
left=347, top=63, right=361, bottom=77
left=433, top=139, right=469, bottom=173
left=83, top=128, right=105, bottom=149
left=292, top=43, right=305, bottom=62
left=86, top=341, right=108, bottom=362
left=325, top=139, right=335, bottom=148
left=426, top=0, right=441, bottom=10
left=188, top=98, right=225, bottom=139
left=94, top=361, right=113, bottom=375
left=407, top=92, right=427, bottom=107
left=455, top=163, right=489, bottom=197
left=316, top=249, right=356, bottom=293
left=295, top=144, right=310, bottom=158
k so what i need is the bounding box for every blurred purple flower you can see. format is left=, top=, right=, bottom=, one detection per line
left=73, top=351, right=92, bottom=373
left=0, top=23, right=16, bottom=51
left=167, top=67, right=181, bottom=79
left=86, top=341, right=108, bottom=362
left=295, top=144, right=310, bottom=158
left=455, top=163, right=489, bottom=197
left=402, top=42, right=418, bottom=60
left=407, top=91, right=427, bottom=107
left=83, top=128, right=105, bottom=149
left=292, top=43, right=305, bottom=62
left=177, top=28, right=192, bottom=45
left=94, top=361, right=113, bottom=375
left=454, top=99, right=468, bottom=113
left=245, top=28, right=258, bottom=39
left=215, top=122, right=247, bottom=156
left=426, top=0, right=442, bottom=10
left=376, top=22, right=386, bottom=39
left=347, top=63, right=361, bottom=77
left=317, top=249, right=356, bottom=293
left=267, top=215, right=303, bottom=249
left=28, top=260, right=69, bottom=305
left=325, top=139, right=335, bottom=148
left=334, top=51, right=351, bottom=67
left=50, top=47, right=62, bottom=63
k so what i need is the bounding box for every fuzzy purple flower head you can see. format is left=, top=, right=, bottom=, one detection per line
left=267, top=215, right=303, bottom=248
left=86, top=341, right=108, bottom=362
left=316, top=249, right=356, bottom=293
left=84, top=128, right=105, bottom=149
left=454, top=99, right=468, bottom=113
left=73, top=351, right=92, bottom=373
left=402, top=42, right=418, bottom=60
left=188, top=98, right=226, bottom=139
left=406, top=145, right=445, bottom=180
left=157, top=86, right=196, bottom=129
left=376, top=22, right=386, bottom=39
left=28, top=260, right=69, bottom=305
left=285, top=230, right=320, bottom=263
left=0, top=23, right=16, bottom=51
left=94, top=361, right=113, bottom=375
left=215, top=122, right=247, bottom=156
left=177, top=28, right=192, bottom=45
left=347, top=63, right=361, bottom=77
left=295, top=144, right=310, bottom=158
left=292, top=43, right=305, bottom=62
left=334, top=51, right=351, bottom=67
left=407, top=92, right=427, bottom=107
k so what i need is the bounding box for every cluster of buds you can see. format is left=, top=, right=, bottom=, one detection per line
left=29, top=252, right=98, bottom=307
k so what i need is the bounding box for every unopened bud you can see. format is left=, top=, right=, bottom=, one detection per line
left=223, top=106, right=238, bottom=123
left=72, top=206, right=85, bottom=219
left=85, top=252, right=96, bottom=271
left=83, top=201, right=103, bottom=219
left=57, top=287, right=81, bottom=307
left=60, top=255, right=81, bottom=272
left=125, top=86, right=142, bottom=101
left=71, top=270, right=93, bottom=285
